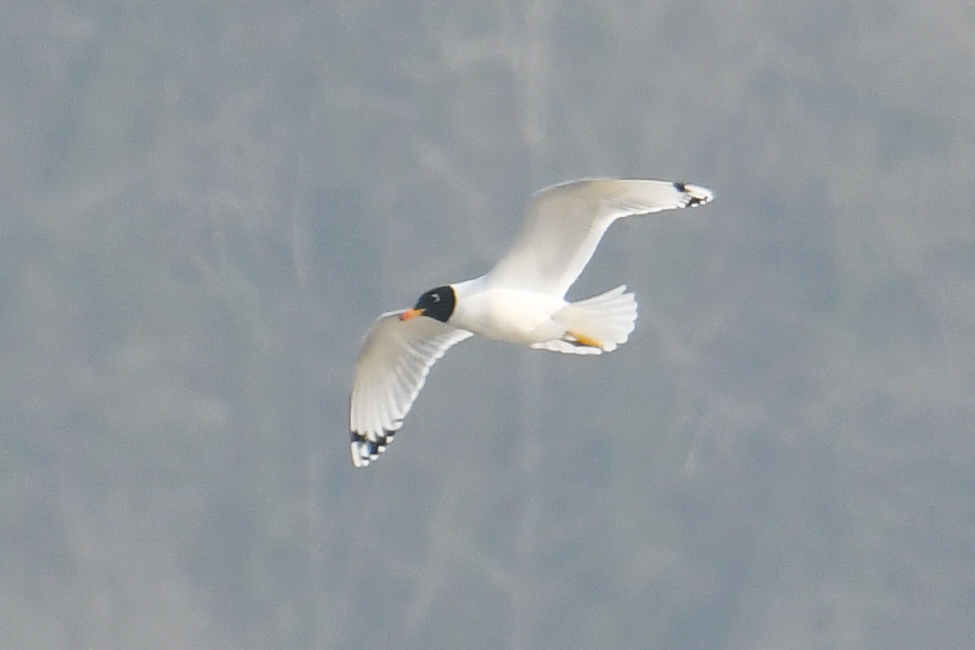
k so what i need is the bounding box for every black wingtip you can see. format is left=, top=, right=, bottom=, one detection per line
left=673, top=181, right=712, bottom=207
left=350, top=428, right=399, bottom=468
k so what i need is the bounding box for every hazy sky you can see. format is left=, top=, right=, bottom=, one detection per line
left=3, top=1, right=974, bottom=648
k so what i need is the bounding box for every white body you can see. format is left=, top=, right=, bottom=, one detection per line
left=449, top=276, right=568, bottom=344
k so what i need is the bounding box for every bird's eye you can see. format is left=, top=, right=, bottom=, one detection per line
left=432, top=294, right=440, bottom=302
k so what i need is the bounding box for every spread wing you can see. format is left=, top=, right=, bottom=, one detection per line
left=349, top=311, right=472, bottom=467
left=487, top=179, right=713, bottom=296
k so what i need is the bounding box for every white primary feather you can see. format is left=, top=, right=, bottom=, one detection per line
left=350, top=311, right=472, bottom=467
left=487, top=179, right=712, bottom=296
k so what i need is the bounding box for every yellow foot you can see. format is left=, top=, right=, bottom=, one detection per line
left=567, top=331, right=604, bottom=349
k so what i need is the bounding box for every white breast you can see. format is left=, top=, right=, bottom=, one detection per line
left=451, top=285, right=566, bottom=344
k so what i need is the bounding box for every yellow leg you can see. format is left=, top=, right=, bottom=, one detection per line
left=568, top=330, right=604, bottom=349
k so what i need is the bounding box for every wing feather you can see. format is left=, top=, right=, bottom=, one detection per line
left=487, top=179, right=713, bottom=296
left=350, top=310, right=472, bottom=467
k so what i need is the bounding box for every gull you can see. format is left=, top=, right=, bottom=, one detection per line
left=349, top=178, right=713, bottom=467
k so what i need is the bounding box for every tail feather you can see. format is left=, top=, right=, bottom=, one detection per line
left=532, top=285, right=638, bottom=355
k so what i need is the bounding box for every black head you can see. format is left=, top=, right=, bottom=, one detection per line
left=411, top=285, right=456, bottom=323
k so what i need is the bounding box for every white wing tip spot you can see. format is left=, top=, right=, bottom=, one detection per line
left=350, top=441, right=369, bottom=468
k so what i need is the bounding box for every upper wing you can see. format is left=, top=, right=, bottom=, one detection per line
left=487, top=179, right=713, bottom=296
left=349, top=310, right=472, bottom=467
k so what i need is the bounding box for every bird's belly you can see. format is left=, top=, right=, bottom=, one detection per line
left=455, top=289, right=565, bottom=343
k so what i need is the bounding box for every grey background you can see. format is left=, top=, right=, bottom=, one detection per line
left=3, top=1, right=974, bottom=648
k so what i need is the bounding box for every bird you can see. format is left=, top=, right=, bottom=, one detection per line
left=349, top=178, right=713, bottom=467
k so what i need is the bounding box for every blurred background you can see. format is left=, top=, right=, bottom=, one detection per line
left=3, top=1, right=974, bottom=648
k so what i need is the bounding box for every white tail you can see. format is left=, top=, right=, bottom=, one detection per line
left=532, top=285, right=638, bottom=355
